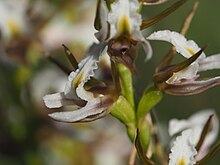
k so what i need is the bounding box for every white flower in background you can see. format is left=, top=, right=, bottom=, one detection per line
left=147, top=30, right=220, bottom=95
left=0, top=0, right=28, bottom=40
left=169, top=110, right=219, bottom=160
left=43, top=43, right=114, bottom=122
left=169, top=129, right=197, bottom=165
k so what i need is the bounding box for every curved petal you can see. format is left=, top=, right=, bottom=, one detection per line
left=169, top=129, right=197, bottom=165
left=147, top=30, right=205, bottom=59
left=48, top=96, right=113, bottom=123
left=64, top=43, right=106, bottom=101
left=166, top=62, right=199, bottom=84
left=133, top=30, right=153, bottom=61
left=43, top=92, right=84, bottom=108
left=164, top=76, right=220, bottom=96
left=198, top=54, right=220, bottom=72
left=108, top=0, right=141, bottom=37
left=169, top=119, right=189, bottom=136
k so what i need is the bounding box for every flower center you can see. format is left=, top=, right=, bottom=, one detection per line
left=117, top=15, right=131, bottom=35
left=177, top=157, right=186, bottom=165
left=185, top=47, right=196, bottom=56
left=7, top=18, right=21, bottom=37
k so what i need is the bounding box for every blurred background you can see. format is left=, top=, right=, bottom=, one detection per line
left=0, top=0, right=220, bottom=164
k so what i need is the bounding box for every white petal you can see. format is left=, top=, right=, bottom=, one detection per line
left=198, top=53, right=220, bottom=72
left=0, top=0, right=28, bottom=39
left=43, top=92, right=77, bottom=108
left=166, top=62, right=199, bottom=84
left=48, top=96, right=112, bottom=122
left=169, top=129, right=197, bottom=165
left=95, top=0, right=109, bottom=42
left=64, top=43, right=106, bottom=101
left=168, top=110, right=219, bottom=160
left=108, top=0, right=141, bottom=37
left=147, top=30, right=205, bottom=59
left=133, top=30, right=153, bottom=61
left=169, top=119, right=189, bottom=136
left=189, top=110, right=219, bottom=160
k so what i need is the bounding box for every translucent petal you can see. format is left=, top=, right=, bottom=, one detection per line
left=169, top=129, right=197, bottom=165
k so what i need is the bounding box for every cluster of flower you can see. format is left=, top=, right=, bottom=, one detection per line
left=41, top=0, right=220, bottom=164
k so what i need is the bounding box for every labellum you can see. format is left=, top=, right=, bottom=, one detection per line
left=107, top=35, right=139, bottom=74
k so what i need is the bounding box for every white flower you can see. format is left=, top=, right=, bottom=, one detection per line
left=169, top=129, right=197, bottom=165
left=147, top=30, right=220, bottom=95
left=43, top=43, right=114, bottom=122
left=169, top=110, right=219, bottom=160
left=96, top=0, right=152, bottom=63
left=0, top=0, right=28, bottom=40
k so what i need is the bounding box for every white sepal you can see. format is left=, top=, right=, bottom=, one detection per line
left=198, top=54, right=220, bottom=72
left=147, top=30, right=205, bottom=59
left=43, top=92, right=78, bottom=108
left=48, top=96, right=112, bottom=123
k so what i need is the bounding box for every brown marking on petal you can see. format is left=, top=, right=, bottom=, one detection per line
left=107, top=36, right=139, bottom=74
left=79, top=96, right=115, bottom=122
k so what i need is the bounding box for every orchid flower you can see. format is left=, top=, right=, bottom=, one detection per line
left=43, top=43, right=115, bottom=122
left=169, top=129, right=197, bottom=165
left=0, top=0, right=28, bottom=40
left=169, top=110, right=219, bottom=161
left=95, top=0, right=152, bottom=72
left=147, top=30, right=220, bottom=95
